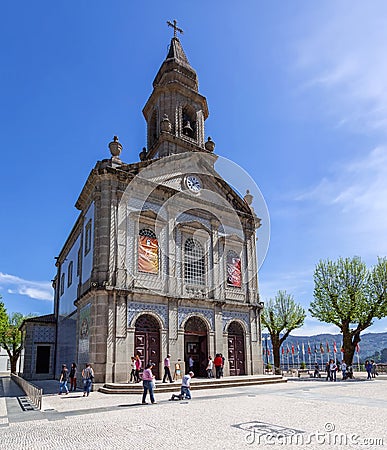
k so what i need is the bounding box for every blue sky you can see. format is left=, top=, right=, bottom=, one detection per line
left=1, top=1, right=386, bottom=335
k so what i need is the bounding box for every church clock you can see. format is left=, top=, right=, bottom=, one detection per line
left=185, top=175, right=202, bottom=193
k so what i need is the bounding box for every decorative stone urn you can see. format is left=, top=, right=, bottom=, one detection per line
left=244, top=189, right=253, bottom=206
left=205, top=136, right=215, bottom=152
left=139, top=147, right=147, bottom=161
left=108, top=136, right=122, bottom=158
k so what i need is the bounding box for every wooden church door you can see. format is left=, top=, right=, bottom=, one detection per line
left=228, top=321, right=246, bottom=376
left=134, top=314, right=161, bottom=379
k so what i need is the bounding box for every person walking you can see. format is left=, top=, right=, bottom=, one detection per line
left=59, top=364, right=69, bottom=395
left=69, top=362, right=77, bottom=391
left=341, top=361, right=347, bottom=380
left=82, top=363, right=94, bottom=397
left=188, top=355, right=194, bottom=372
left=206, top=356, right=214, bottom=378
left=313, top=362, right=320, bottom=378
left=162, top=354, right=173, bottom=383
left=325, top=361, right=330, bottom=381
left=329, top=359, right=337, bottom=381
left=129, top=356, right=136, bottom=383
left=142, top=363, right=156, bottom=404
left=371, top=360, right=378, bottom=378
left=220, top=354, right=225, bottom=377
left=174, top=359, right=182, bottom=381
left=135, top=355, right=142, bottom=383
left=214, top=354, right=223, bottom=379
left=365, top=360, right=372, bottom=380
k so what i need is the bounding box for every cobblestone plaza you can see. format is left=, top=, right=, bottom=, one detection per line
left=1, top=375, right=386, bottom=449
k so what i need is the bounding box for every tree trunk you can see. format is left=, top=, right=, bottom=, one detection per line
left=342, top=330, right=358, bottom=366
left=271, top=333, right=282, bottom=374
left=10, top=355, right=19, bottom=374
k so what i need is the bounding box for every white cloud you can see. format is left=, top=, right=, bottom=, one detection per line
left=0, top=273, right=53, bottom=301
left=294, top=147, right=387, bottom=256
left=295, top=2, right=387, bottom=133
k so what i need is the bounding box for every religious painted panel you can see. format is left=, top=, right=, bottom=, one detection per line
left=138, top=229, right=159, bottom=274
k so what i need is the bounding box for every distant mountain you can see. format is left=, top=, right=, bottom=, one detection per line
left=262, top=332, right=387, bottom=363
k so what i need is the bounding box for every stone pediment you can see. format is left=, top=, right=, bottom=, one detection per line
left=132, top=152, right=254, bottom=220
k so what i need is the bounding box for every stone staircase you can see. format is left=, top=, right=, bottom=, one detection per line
left=99, top=374, right=286, bottom=394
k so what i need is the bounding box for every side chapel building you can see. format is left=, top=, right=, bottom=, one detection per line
left=20, top=27, right=264, bottom=382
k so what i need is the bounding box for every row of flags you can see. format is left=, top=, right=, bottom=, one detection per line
left=262, top=341, right=360, bottom=356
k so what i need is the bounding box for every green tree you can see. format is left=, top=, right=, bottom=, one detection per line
left=0, top=300, right=33, bottom=374
left=310, top=257, right=387, bottom=366
left=261, top=290, right=306, bottom=374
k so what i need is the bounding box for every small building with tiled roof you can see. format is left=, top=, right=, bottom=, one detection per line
left=19, top=314, right=56, bottom=380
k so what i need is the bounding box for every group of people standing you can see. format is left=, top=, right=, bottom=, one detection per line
left=129, top=355, right=142, bottom=383
left=59, top=362, right=94, bottom=397
left=313, top=358, right=378, bottom=381
left=365, top=360, right=378, bottom=380
left=206, top=354, right=225, bottom=379
left=323, top=359, right=354, bottom=381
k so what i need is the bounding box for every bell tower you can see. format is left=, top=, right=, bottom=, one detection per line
left=142, top=20, right=214, bottom=160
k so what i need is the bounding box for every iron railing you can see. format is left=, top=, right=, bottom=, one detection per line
left=11, top=374, right=43, bottom=410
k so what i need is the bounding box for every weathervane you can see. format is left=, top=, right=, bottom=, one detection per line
left=167, top=19, right=183, bottom=38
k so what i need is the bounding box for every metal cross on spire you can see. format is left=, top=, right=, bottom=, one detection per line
left=167, top=19, right=183, bottom=38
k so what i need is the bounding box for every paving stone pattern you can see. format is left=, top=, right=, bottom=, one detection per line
left=1, top=375, right=386, bottom=449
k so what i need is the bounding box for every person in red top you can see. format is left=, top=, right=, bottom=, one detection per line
left=214, top=354, right=223, bottom=379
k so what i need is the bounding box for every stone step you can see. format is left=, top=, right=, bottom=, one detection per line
left=99, top=375, right=286, bottom=394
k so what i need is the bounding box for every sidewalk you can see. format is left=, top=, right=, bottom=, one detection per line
left=1, top=373, right=386, bottom=449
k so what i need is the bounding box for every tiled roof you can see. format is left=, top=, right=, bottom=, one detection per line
left=23, top=313, right=56, bottom=324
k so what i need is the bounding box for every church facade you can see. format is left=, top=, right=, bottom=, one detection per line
left=21, top=30, right=264, bottom=383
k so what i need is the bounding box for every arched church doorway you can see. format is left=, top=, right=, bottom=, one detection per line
left=134, top=314, right=161, bottom=379
left=184, top=316, right=208, bottom=377
left=228, top=321, right=245, bottom=376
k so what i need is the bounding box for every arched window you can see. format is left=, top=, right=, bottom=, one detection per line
left=67, top=261, right=73, bottom=287
left=184, top=238, right=205, bottom=285
left=138, top=228, right=159, bottom=274
left=228, top=321, right=244, bottom=335
left=182, top=106, right=196, bottom=139
left=227, top=250, right=242, bottom=288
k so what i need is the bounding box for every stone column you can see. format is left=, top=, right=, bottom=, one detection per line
left=93, top=176, right=112, bottom=285
left=214, top=303, right=224, bottom=356
left=113, top=293, right=128, bottom=382
left=168, top=298, right=179, bottom=355
left=210, top=219, right=220, bottom=299
left=89, top=291, right=109, bottom=383
left=116, top=190, right=128, bottom=289
left=250, top=306, right=263, bottom=374
left=105, top=291, right=115, bottom=383
left=222, top=330, right=230, bottom=376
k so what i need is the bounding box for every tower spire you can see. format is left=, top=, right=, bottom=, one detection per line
left=142, top=23, right=210, bottom=159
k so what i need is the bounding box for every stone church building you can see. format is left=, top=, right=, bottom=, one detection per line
left=20, top=29, right=264, bottom=383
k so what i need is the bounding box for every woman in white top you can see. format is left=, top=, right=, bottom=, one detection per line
left=129, top=357, right=136, bottom=383
left=206, top=356, right=213, bottom=378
